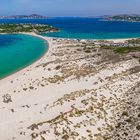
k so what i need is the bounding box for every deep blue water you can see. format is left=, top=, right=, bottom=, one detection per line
left=0, top=18, right=140, bottom=39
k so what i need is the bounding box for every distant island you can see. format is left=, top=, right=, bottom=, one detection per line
left=0, top=14, right=48, bottom=19
left=0, top=24, right=58, bottom=34
left=104, top=14, right=140, bottom=22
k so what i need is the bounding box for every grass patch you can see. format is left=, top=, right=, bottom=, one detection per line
left=29, top=86, right=34, bottom=90
left=84, top=49, right=91, bottom=53
left=101, top=45, right=140, bottom=54
left=83, top=46, right=92, bottom=53
left=62, top=134, right=69, bottom=140
left=122, top=111, right=129, bottom=117
left=136, top=125, right=140, bottom=130
left=125, top=117, right=133, bottom=123
left=127, top=39, right=140, bottom=44
left=114, top=47, right=140, bottom=53
left=23, top=88, right=27, bottom=91
left=100, top=45, right=114, bottom=50
left=55, top=65, right=61, bottom=70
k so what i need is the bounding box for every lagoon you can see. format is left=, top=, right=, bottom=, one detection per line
left=0, top=34, right=47, bottom=78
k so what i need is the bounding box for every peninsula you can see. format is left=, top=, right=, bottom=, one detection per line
left=0, top=24, right=58, bottom=34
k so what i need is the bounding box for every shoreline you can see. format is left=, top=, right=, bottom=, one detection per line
left=0, top=32, right=139, bottom=139
left=41, top=33, right=140, bottom=43
left=0, top=32, right=51, bottom=83
left=0, top=32, right=139, bottom=82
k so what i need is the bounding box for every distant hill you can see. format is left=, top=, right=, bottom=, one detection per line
left=103, top=14, right=140, bottom=22
left=0, top=14, right=49, bottom=19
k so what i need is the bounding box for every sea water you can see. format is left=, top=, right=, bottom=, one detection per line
left=0, top=18, right=140, bottom=39
left=1, top=18, right=140, bottom=39
left=0, top=34, right=47, bottom=78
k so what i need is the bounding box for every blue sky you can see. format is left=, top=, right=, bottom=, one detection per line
left=0, top=0, right=140, bottom=16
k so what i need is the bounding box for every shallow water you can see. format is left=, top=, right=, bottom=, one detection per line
left=0, top=34, right=47, bottom=78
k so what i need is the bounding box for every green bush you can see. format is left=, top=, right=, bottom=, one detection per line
left=114, top=47, right=140, bottom=53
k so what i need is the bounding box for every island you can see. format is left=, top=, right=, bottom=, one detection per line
left=104, top=14, right=140, bottom=22
left=0, top=23, right=58, bottom=34
left=0, top=14, right=48, bottom=19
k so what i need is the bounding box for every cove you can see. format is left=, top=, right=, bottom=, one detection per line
left=0, top=34, right=47, bottom=79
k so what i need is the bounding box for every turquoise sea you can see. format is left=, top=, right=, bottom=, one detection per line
left=0, top=34, right=47, bottom=78
left=1, top=18, right=140, bottom=39
left=0, top=17, right=140, bottom=78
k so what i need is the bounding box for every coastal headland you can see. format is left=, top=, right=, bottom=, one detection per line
left=0, top=24, right=58, bottom=34
left=0, top=29, right=140, bottom=139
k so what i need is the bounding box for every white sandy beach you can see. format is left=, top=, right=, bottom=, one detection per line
left=0, top=33, right=140, bottom=140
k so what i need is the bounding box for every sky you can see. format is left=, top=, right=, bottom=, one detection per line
left=0, top=0, right=140, bottom=17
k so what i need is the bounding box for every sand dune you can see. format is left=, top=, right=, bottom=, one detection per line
left=0, top=34, right=140, bottom=140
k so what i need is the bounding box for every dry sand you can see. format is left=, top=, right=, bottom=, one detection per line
left=0, top=34, right=139, bottom=140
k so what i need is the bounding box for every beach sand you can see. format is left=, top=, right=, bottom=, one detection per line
left=0, top=34, right=139, bottom=140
